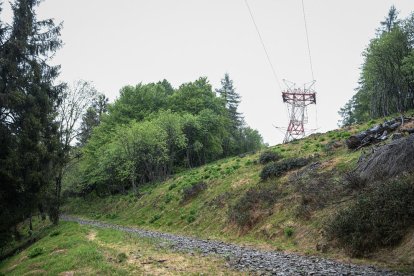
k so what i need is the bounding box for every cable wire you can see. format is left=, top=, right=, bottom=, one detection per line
left=301, top=0, right=315, bottom=81
left=244, top=0, right=282, bottom=91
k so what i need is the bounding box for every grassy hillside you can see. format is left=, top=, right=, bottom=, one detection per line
left=60, top=115, right=414, bottom=272
left=4, top=115, right=413, bottom=274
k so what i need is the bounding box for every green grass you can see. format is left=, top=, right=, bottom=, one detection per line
left=0, top=221, right=239, bottom=275
left=62, top=127, right=360, bottom=253
left=59, top=112, right=414, bottom=272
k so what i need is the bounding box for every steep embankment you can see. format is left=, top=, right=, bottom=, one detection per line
left=61, top=114, right=414, bottom=273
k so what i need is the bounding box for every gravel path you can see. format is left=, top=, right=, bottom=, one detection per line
left=61, top=215, right=399, bottom=275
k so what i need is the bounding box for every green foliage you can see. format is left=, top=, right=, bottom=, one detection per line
left=181, top=182, right=207, bottom=203
left=260, top=158, right=310, bottom=181
left=229, top=182, right=281, bottom=228
left=168, top=183, right=177, bottom=190
left=0, top=0, right=64, bottom=244
left=149, top=214, right=161, bottom=224
left=116, top=252, right=127, bottom=263
left=164, top=194, right=173, bottom=204
left=49, top=230, right=61, bottom=237
left=105, top=213, right=118, bottom=220
left=339, top=8, right=414, bottom=126
left=187, top=210, right=197, bottom=223
left=326, top=177, right=414, bottom=257
left=28, top=247, right=44, bottom=258
left=259, top=150, right=282, bottom=164
left=67, top=76, right=264, bottom=197
left=284, top=227, right=294, bottom=238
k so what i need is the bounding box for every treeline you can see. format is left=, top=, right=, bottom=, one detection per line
left=65, top=75, right=263, bottom=196
left=0, top=0, right=263, bottom=249
left=339, top=6, right=414, bottom=126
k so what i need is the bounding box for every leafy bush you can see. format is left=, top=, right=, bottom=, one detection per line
left=181, top=182, right=207, bottom=203
left=105, top=213, right=118, bottom=219
left=117, top=252, right=128, bottom=263
left=149, top=214, right=161, bottom=223
left=164, top=194, right=173, bottom=203
left=326, top=177, right=414, bottom=257
left=187, top=215, right=196, bottom=223
left=259, top=151, right=282, bottom=164
left=260, top=158, right=310, bottom=180
left=168, top=183, right=177, bottom=190
left=28, top=247, right=44, bottom=258
left=229, top=182, right=281, bottom=228
left=284, top=227, right=294, bottom=237
left=49, top=230, right=61, bottom=237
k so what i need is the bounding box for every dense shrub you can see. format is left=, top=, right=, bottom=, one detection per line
left=228, top=182, right=281, bottom=228
left=149, top=214, right=161, bottom=223
left=259, top=150, right=282, bottom=164
left=342, top=171, right=367, bottom=190
left=260, top=158, right=310, bottom=180
left=326, top=177, right=414, bottom=257
left=284, top=227, right=294, bottom=237
left=49, top=230, right=61, bottom=237
left=291, top=170, right=343, bottom=219
left=28, top=247, right=44, bottom=258
left=181, top=182, right=207, bottom=203
left=117, top=252, right=128, bottom=263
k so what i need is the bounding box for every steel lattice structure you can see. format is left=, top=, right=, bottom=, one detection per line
left=282, top=80, right=316, bottom=143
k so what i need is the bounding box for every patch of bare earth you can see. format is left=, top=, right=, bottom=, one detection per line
left=58, top=271, right=75, bottom=276
left=86, top=230, right=96, bottom=241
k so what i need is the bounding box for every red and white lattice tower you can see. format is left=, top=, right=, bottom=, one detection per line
left=282, top=80, right=316, bottom=143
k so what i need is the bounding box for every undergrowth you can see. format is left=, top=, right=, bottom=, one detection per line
left=326, top=175, right=414, bottom=257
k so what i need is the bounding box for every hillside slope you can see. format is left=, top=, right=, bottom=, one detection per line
left=61, top=115, right=414, bottom=272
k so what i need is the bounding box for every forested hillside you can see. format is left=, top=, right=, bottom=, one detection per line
left=339, top=6, right=414, bottom=125
left=63, top=75, right=264, bottom=197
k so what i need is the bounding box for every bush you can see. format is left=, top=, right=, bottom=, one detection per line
left=259, top=151, right=282, bottom=164
left=343, top=171, right=367, bottom=190
left=105, top=213, right=118, bottom=219
left=284, top=227, right=294, bottom=237
left=187, top=215, right=196, bottom=223
left=28, top=247, right=44, bottom=258
left=149, top=214, right=161, bottom=223
left=228, top=182, right=282, bottom=228
left=326, top=177, right=414, bottom=257
left=168, top=183, right=177, bottom=190
left=181, top=182, right=207, bottom=203
left=260, top=158, right=310, bottom=180
left=164, top=194, right=173, bottom=203
left=49, top=230, right=61, bottom=237
left=117, top=252, right=128, bottom=263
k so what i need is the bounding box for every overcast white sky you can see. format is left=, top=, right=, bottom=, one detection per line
left=3, top=0, right=414, bottom=145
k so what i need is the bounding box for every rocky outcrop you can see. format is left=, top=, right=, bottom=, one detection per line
left=345, top=116, right=413, bottom=150
left=356, top=134, right=414, bottom=181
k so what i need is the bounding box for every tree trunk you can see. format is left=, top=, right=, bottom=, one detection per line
left=131, top=169, right=137, bottom=193
left=49, top=169, right=62, bottom=225
left=38, top=203, right=46, bottom=221
left=29, top=213, right=33, bottom=236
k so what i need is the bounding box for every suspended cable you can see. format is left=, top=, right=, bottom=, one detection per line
left=301, top=0, right=315, bottom=81
left=244, top=0, right=282, bottom=91
left=301, top=0, right=318, bottom=130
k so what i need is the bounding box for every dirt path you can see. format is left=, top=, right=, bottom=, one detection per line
left=61, top=215, right=399, bottom=275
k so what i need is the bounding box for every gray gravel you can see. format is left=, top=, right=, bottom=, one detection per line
left=61, top=215, right=400, bottom=275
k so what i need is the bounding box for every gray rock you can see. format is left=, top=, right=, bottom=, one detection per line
left=61, top=215, right=400, bottom=275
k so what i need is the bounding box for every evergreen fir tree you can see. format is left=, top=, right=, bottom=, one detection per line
left=0, top=0, right=63, bottom=243
left=216, top=73, right=244, bottom=130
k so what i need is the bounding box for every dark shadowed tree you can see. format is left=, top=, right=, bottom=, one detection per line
left=0, top=0, right=63, bottom=242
